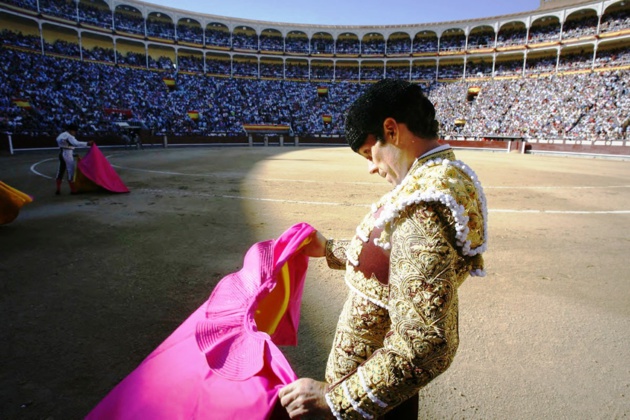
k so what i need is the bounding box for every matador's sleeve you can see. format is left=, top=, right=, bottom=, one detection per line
left=325, top=239, right=351, bottom=270
left=325, top=203, right=461, bottom=419
left=66, top=133, right=89, bottom=148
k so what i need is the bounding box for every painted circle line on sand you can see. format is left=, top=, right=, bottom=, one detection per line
left=30, top=158, right=630, bottom=214
left=138, top=188, right=630, bottom=214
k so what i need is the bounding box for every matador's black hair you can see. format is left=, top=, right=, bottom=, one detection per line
left=345, top=79, right=439, bottom=152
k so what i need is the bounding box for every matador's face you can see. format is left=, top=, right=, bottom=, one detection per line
left=357, top=135, right=408, bottom=186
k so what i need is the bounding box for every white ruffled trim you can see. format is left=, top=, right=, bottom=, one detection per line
left=373, top=237, right=391, bottom=250
left=358, top=366, right=388, bottom=408
left=450, top=159, right=489, bottom=256
left=373, top=158, right=488, bottom=258
left=470, top=268, right=486, bottom=277
left=325, top=393, right=343, bottom=420
left=356, top=226, right=369, bottom=243
left=343, top=382, right=374, bottom=419
left=345, top=277, right=389, bottom=311
left=346, top=249, right=359, bottom=267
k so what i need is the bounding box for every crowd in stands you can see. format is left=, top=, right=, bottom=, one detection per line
left=285, top=61, right=310, bottom=79
left=3, top=26, right=630, bottom=79
left=260, top=61, right=283, bottom=78
left=361, top=37, right=385, bottom=55
left=387, top=37, right=411, bottom=55
left=562, top=15, right=599, bottom=39
left=496, top=27, right=527, bottom=47
left=3, top=0, right=629, bottom=54
left=176, top=23, right=203, bottom=44
left=232, top=33, right=258, bottom=51
left=285, top=37, right=309, bottom=54
left=118, top=51, right=147, bottom=67
left=335, top=38, right=360, bottom=55
left=310, top=38, right=333, bottom=55
left=433, top=71, right=630, bottom=140
left=525, top=57, right=557, bottom=75
left=178, top=55, right=204, bottom=73
left=82, top=46, right=115, bottom=63
left=2, top=0, right=37, bottom=10
left=1, top=45, right=627, bottom=142
left=439, top=34, right=467, bottom=52
left=232, top=60, right=257, bottom=77
left=468, top=32, right=495, bottom=50
left=114, top=11, right=145, bottom=36
left=1, top=0, right=627, bottom=147
left=528, top=24, right=561, bottom=44
left=261, top=34, right=284, bottom=52
left=439, top=64, right=464, bottom=79
left=1, top=30, right=41, bottom=50
left=205, top=27, right=231, bottom=48
left=559, top=51, right=595, bottom=71
left=39, top=0, right=76, bottom=20
left=411, top=66, right=437, bottom=80
left=78, top=3, right=112, bottom=29
left=466, top=61, right=494, bottom=77
left=413, top=38, right=438, bottom=53
left=601, top=7, right=630, bottom=33
left=595, top=47, right=630, bottom=67
left=206, top=57, right=231, bottom=75
left=0, top=47, right=365, bottom=137
left=147, top=19, right=176, bottom=40
left=45, top=39, right=80, bottom=57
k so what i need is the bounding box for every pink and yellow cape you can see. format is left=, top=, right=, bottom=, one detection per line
left=87, top=223, right=314, bottom=420
left=0, top=181, right=33, bottom=225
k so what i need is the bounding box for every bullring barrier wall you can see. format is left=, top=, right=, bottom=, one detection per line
left=3, top=132, right=630, bottom=159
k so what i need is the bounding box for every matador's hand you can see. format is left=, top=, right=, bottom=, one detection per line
left=301, top=230, right=327, bottom=258
left=279, top=378, right=333, bottom=419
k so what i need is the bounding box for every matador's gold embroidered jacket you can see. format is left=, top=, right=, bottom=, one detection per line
left=324, top=147, right=487, bottom=419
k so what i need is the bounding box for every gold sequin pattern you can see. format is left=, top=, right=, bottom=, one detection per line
left=326, top=239, right=351, bottom=270
left=325, top=149, right=486, bottom=419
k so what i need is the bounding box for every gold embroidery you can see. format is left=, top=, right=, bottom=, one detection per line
left=325, top=149, right=487, bottom=419
left=326, top=239, right=350, bottom=270
left=344, top=268, right=389, bottom=309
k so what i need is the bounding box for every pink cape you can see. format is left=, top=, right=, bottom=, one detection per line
left=86, top=223, right=315, bottom=420
left=77, top=144, right=129, bottom=193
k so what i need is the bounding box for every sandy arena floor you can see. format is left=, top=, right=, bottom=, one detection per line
left=1, top=146, right=629, bottom=419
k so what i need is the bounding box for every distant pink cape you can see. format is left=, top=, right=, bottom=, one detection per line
left=86, top=223, right=315, bottom=420
left=78, top=144, right=129, bottom=193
